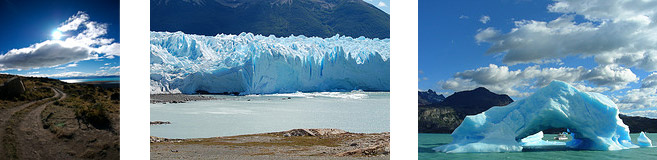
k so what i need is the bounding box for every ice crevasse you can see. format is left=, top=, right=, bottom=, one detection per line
left=435, top=80, right=653, bottom=153
left=150, top=31, right=390, bottom=94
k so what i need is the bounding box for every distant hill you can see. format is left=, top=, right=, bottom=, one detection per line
left=419, top=87, right=513, bottom=133
left=418, top=87, right=657, bottom=133
left=150, top=0, right=390, bottom=39
left=418, top=89, right=445, bottom=105
left=439, top=87, right=513, bottom=115
left=619, top=114, right=657, bottom=133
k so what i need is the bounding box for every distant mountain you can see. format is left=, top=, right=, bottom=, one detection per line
left=419, top=87, right=657, bottom=133
left=439, top=87, right=513, bottom=115
left=419, top=87, right=513, bottom=133
left=418, top=89, right=445, bottom=105
left=150, top=0, right=390, bottom=39
left=619, top=114, right=657, bottom=133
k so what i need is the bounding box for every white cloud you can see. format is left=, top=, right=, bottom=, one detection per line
left=57, top=11, right=89, bottom=32
left=95, top=43, right=120, bottom=57
left=641, top=72, right=657, bottom=88
left=100, top=66, right=120, bottom=70
left=475, top=0, right=657, bottom=71
left=479, top=15, right=490, bottom=24
left=440, top=64, right=638, bottom=97
left=0, top=41, right=92, bottom=70
left=615, top=88, right=657, bottom=110
left=377, top=2, right=387, bottom=7
left=459, top=15, right=469, bottom=19
left=0, top=11, right=119, bottom=71
left=66, top=63, right=78, bottom=67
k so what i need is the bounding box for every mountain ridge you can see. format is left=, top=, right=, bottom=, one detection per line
left=150, top=0, right=389, bottom=39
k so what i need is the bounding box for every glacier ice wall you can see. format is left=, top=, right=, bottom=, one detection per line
left=435, top=81, right=638, bottom=153
left=150, top=31, right=389, bottom=94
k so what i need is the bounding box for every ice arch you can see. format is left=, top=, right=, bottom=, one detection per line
left=435, top=81, right=638, bottom=153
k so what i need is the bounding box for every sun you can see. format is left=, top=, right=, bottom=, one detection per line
left=52, top=30, right=64, bottom=40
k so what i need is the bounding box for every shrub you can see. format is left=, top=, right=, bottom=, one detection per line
left=75, top=103, right=111, bottom=130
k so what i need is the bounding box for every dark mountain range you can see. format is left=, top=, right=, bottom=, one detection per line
left=620, top=114, right=657, bottom=133
left=419, top=87, right=514, bottom=133
left=418, top=89, right=445, bottom=105
left=151, top=0, right=390, bottom=39
left=418, top=87, right=657, bottom=133
left=439, top=87, right=514, bottom=115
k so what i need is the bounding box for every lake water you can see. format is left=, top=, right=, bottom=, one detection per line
left=59, top=77, right=120, bottom=83
left=419, top=133, right=657, bottom=159
left=151, top=91, right=389, bottom=138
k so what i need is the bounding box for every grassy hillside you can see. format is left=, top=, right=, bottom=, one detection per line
left=0, top=74, right=119, bottom=159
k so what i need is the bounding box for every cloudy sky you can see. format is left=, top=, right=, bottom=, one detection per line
left=419, top=0, right=657, bottom=118
left=0, top=0, right=119, bottom=78
left=364, top=0, right=390, bottom=14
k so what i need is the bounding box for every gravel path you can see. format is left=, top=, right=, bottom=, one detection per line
left=0, top=88, right=58, bottom=159
left=0, top=88, right=80, bottom=159
left=15, top=88, right=77, bottom=159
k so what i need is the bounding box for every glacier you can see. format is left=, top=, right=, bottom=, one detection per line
left=150, top=31, right=389, bottom=94
left=435, top=81, right=640, bottom=153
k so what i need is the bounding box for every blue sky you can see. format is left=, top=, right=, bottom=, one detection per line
left=364, top=0, right=390, bottom=14
left=0, top=0, right=119, bottom=78
left=419, top=0, right=657, bottom=118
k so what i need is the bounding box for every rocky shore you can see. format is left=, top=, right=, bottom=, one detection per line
left=150, top=94, right=217, bottom=104
left=151, top=129, right=389, bottom=159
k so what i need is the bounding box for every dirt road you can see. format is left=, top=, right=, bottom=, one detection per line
left=0, top=88, right=78, bottom=159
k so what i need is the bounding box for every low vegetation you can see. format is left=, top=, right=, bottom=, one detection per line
left=0, top=74, right=119, bottom=159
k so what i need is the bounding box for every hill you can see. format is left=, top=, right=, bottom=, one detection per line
left=150, top=0, right=390, bottom=39
left=418, top=87, right=513, bottom=133
left=418, top=89, right=445, bottom=106
left=0, top=74, right=119, bottom=159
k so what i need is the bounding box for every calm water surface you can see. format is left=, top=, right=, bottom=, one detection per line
left=151, top=92, right=389, bottom=138
left=419, top=133, right=657, bottom=159
left=60, top=77, right=120, bottom=83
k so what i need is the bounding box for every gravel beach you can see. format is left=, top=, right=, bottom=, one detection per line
left=151, top=129, right=390, bottom=159
left=150, top=94, right=217, bottom=104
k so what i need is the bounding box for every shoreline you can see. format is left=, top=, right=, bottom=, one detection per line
left=151, top=128, right=390, bottom=159
left=150, top=94, right=218, bottom=104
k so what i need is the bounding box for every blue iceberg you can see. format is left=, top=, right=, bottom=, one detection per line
left=637, top=131, right=653, bottom=147
left=435, top=81, right=639, bottom=153
left=150, top=31, right=390, bottom=94
left=519, top=131, right=565, bottom=146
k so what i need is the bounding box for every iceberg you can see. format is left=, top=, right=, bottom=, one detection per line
left=435, top=81, right=638, bottom=153
left=150, top=31, right=389, bottom=94
left=519, top=131, right=565, bottom=146
left=637, top=131, right=653, bottom=147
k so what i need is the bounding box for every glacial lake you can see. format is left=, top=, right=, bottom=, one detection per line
left=419, top=133, right=657, bottom=159
left=151, top=92, right=389, bottom=138
left=59, top=76, right=120, bottom=83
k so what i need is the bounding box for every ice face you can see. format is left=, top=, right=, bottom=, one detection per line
left=637, top=131, right=653, bottom=147
left=434, top=81, right=639, bottom=153
left=519, top=131, right=566, bottom=146
left=150, top=31, right=390, bottom=94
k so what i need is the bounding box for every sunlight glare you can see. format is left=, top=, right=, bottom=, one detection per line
left=52, top=30, right=64, bottom=40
